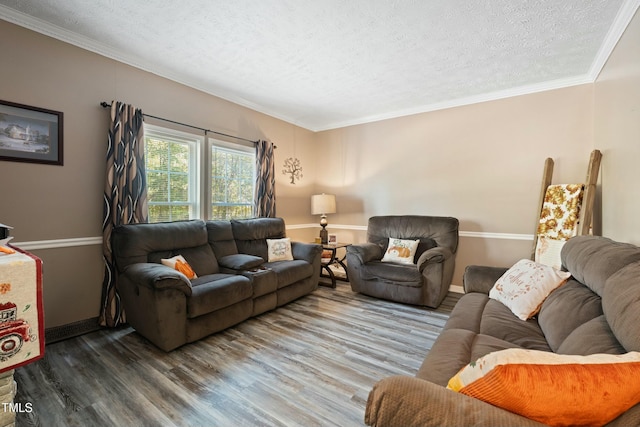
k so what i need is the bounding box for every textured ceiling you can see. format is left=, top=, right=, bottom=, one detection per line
left=1, top=1, right=638, bottom=131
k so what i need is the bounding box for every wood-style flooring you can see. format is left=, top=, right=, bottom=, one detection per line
left=14, top=283, right=460, bottom=427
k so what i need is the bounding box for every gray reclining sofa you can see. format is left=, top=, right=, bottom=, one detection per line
left=112, top=217, right=322, bottom=351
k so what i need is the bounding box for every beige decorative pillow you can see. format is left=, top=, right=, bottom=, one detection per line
left=266, top=238, right=294, bottom=262
left=381, top=238, right=420, bottom=265
left=161, top=255, right=197, bottom=279
left=489, top=259, right=570, bottom=320
left=534, top=236, right=566, bottom=270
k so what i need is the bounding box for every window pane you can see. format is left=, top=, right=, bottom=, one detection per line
left=170, top=205, right=190, bottom=221
left=147, top=171, right=169, bottom=202
left=149, top=205, right=170, bottom=223
left=146, top=139, right=169, bottom=170
left=170, top=144, right=189, bottom=173
left=145, top=129, right=197, bottom=223
left=210, top=144, right=255, bottom=220
left=170, top=173, right=189, bottom=202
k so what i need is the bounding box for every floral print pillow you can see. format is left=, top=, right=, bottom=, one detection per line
left=489, top=259, right=570, bottom=320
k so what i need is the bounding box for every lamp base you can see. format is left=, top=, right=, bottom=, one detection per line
left=319, top=225, right=328, bottom=244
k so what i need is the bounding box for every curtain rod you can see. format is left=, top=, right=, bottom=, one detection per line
left=100, top=102, right=265, bottom=145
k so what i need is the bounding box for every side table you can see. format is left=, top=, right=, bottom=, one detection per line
left=318, top=243, right=350, bottom=288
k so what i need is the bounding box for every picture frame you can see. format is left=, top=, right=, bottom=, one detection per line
left=328, top=233, right=338, bottom=244
left=0, top=100, right=63, bottom=166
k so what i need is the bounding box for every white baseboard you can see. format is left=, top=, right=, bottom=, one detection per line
left=449, top=285, right=464, bottom=294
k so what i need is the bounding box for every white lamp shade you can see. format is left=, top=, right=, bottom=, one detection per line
left=311, top=194, right=336, bottom=215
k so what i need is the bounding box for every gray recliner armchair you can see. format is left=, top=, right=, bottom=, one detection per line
left=346, top=215, right=459, bottom=308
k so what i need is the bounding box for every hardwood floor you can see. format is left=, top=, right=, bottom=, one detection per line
left=14, top=283, right=460, bottom=427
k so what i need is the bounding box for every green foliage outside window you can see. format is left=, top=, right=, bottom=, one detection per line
left=144, top=128, right=255, bottom=223
left=210, top=146, right=254, bottom=220
left=145, top=136, right=192, bottom=223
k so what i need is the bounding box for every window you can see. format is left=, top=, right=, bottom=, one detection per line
left=144, top=125, right=256, bottom=223
left=209, top=140, right=255, bottom=219
left=144, top=126, right=200, bottom=223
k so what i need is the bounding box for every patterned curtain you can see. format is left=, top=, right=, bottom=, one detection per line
left=99, top=101, right=147, bottom=327
left=254, top=140, right=276, bottom=217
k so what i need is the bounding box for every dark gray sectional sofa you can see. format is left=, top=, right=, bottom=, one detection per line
left=111, top=217, right=322, bottom=351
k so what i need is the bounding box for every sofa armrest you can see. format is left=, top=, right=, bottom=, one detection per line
left=416, top=246, right=452, bottom=271
left=463, top=265, right=508, bottom=294
left=346, top=243, right=383, bottom=264
left=365, top=376, right=546, bottom=427
left=121, top=263, right=193, bottom=297
left=291, top=241, right=322, bottom=264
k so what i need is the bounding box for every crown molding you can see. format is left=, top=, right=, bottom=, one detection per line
left=313, top=76, right=593, bottom=131
left=588, top=0, right=640, bottom=80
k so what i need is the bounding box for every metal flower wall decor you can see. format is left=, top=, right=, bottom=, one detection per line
left=282, top=157, right=303, bottom=184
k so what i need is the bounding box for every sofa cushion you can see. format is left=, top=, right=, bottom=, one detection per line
left=603, top=261, right=640, bottom=352
left=367, top=215, right=458, bottom=256
left=361, top=261, right=422, bottom=285
left=264, top=260, right=313, bottom=289
left=417, top=328, right=521, bottom=387
left=479, top=299, right=550, bottom=351
left=232, top=218, right=286, bottom=259
left=218, top=254, right=264, bottom=270
left=538, top=279, right=603, bottom=352
left=187, top=274, right=252, bottom=318
left=562, top=236, right=640, bottom=297
left=418, top=292, right=551, bottom=387
left=557, top=316, right=626, bottom=355
left=447, top=348, right=640, bottom=427
left=113, top=220, right=209, bottom=271
left=489, top=259, right=570, bottom=320
left=206, top=220, right=239, bottom=258
left=442, top=292, right=486, bottom=333
left=171, top=244, right=219, bottom=276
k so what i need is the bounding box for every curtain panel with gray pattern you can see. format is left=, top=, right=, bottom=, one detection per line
left=99, top=101, right=147, bottom=327
left=254, top=140, right=276, bottom=218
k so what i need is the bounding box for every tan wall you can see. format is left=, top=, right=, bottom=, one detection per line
left=0, top=21, right=317, bottom=327
left=594, top=8, right=640, bottom=244
left=315, top=86, right=596, bottom=285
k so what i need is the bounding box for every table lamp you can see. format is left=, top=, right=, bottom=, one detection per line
left=311, top=194, right=336, bottom=244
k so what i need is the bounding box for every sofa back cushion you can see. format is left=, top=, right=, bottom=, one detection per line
left=537, top=279, right=603, bottom=352
left=603, top=261, right=640, bottom=352
left=367, top=216, right=458, bottom=262
left=536, top=236, right=640, bottom=355
left=231, top=217, right=286, bottom=260
left=556, top=316, right=626, bottom=355
left=112, top=220, right=219, bottom=275
left=561, top=236, right=640, bottom=296
left=206, top=220, right=239, bottom=258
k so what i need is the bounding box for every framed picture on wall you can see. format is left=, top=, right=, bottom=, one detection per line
left=0, top=100, right=63, bottom=166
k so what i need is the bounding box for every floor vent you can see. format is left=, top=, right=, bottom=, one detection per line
left=45, top=317, right=101, bottom=344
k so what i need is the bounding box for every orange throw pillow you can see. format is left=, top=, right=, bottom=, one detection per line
left=161, top=255, right=197, bottom=280
left=447, top=349, right=640, bottom=427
